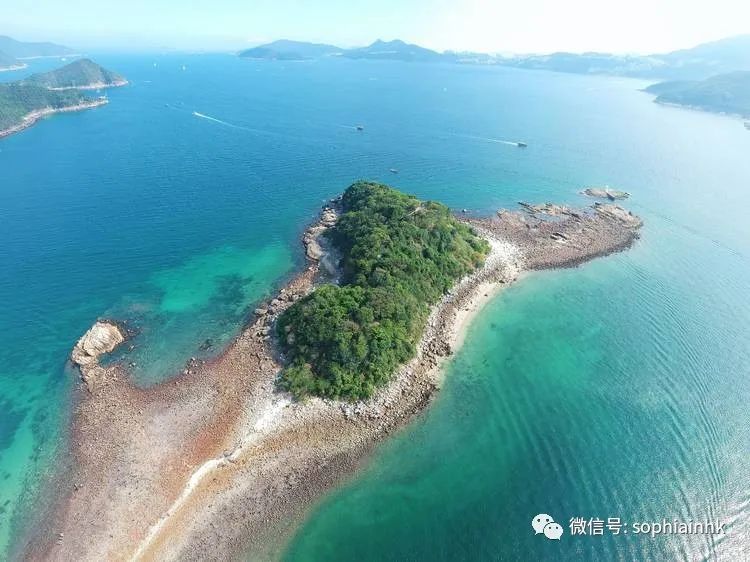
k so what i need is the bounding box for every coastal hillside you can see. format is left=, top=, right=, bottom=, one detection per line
left=1, top=59, right=126, bottom=137
left=239, top=39, right=342, bottom=60
left=25, top=58, right=127, bottom=89
left=0, top=82, right=88, bottom=130
left=0, top=35, right=75, bottom=58
left=277, top=181, right=489, bottom=399
left=645, top=71, right=750, bottom=117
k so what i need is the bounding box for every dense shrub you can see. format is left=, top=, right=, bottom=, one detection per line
left=277, top=181, right=489, bottom=400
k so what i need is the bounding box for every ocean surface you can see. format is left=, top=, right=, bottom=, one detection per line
left=1, top=54, right=748, bottom=560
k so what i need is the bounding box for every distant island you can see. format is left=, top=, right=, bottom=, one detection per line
left=239, top=39, right=343, bottom=60
left=0, top=59, right=127, bottom=139
left=240, top=38, right=444, bottom=63
left=240, top=34, right=750, bottom=80
left=342, top=39, right=446, bottom=63
left=644, top=71, right=750, bottom=118
left=0, top=35, right=76, bottom=71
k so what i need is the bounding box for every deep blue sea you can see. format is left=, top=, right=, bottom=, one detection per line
left=0, top=54, right=748, bottom=560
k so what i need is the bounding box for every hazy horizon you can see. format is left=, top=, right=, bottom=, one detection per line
left=3, top=0, right=749, bottom=56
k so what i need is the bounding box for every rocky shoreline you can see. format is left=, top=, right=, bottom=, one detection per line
left=20, top=199, right=642, bottom=561
left=48, top=79, right=129, bottom=91
left=0, top=99, right=108, bottom=139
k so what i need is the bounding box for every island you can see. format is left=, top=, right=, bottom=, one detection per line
left=22, top=182, right=642, bottom=561
left=240, top=38, right=449, bottom=64
left=342, top=39, right=445, bottom=62
left=239, top=39, right=343, bottom=61
left=25, top=58, right=127, bottom=90
left=1, top=35, right=76, bottom=71
left=644, top=71, right=750, bottom=118
left=0, top=59, right=127, bottom=139
left=0, top=35, right=76, bottom=59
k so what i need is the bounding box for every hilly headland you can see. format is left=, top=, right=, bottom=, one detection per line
left=0, top=59, right=126, bottom=139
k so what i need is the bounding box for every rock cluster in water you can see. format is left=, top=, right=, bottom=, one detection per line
left=581, top=187, right=630, bottom=200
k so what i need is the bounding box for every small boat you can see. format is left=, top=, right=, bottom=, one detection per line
left=389, top=168, right=399, bottom=174
left=516, top=141, right=528, bottom=148
left=356, top=125, right=364, bottom=131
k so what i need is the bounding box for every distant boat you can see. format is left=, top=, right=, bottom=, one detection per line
left=356, top=125, right=364, bottom=131
left=389, top=168, right=399, bottom=174
left=745, top=122, right=750, bottom=130
left=516, top=141, right=528, bottom=148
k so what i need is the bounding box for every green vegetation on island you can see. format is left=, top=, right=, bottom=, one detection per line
left=277, top=181, right=490, bottom=400
left=25, top=58, right=126, bottom=89
left=645, top=71, right=750, bottom=117
left=0, top=83, right=88, bottom=130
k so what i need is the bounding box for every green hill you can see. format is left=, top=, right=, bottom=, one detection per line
left=0, top=35, right=75, bottom=58
left=645, top=72, right=750, bottom=117
left=0, top=83, right=88, bottom=130
left=25, top=58, right=126, bottom=89
left=277, top=181, right=489, bottom=400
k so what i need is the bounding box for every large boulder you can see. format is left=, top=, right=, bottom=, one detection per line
left=71, top=320, right=125, bottom=367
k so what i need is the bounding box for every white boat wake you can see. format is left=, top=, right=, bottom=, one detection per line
left=451, top=133, right=520, bottom=146
left=192, top=111, right=249, bottom=131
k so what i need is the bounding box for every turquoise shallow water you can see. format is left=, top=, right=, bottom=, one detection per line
left=0, top=54, right=749, bottom=559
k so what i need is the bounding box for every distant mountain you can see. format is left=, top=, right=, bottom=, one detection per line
left=502, top=52, right=666, bottom=76
left=25, top=59, right=127, bottom=90
left=658, top=35, right=750, bottom=78
left=501, top=35, right=750, bottom=80
left=343, top=39, right=444, bottom=62
left=0, top=35, right=76, bottom=58
left=239, top=38, right=445, bottom=63
left=644, top=71, right=750, bottom=118
left=0, top=50, right=25, bottom=70
left=237, top=35, right=750, bottom=80
left=239, top=39, right=343, bottom=60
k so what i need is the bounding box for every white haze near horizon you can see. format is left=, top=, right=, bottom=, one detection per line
left=2, top=0, right=749, bottom=55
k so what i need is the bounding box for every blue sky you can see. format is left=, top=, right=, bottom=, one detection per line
left=3, top=0, right=749, bottom=54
